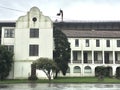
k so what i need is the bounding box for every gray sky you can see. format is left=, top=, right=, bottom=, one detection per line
left=0, top=0, right=120, bottom=21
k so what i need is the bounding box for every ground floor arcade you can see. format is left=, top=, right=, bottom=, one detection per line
left=64, top=64, right=120, bottom=77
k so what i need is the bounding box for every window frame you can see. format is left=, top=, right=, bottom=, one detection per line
left=4, top=28, right=14, bottom=38
left=75, top=39, right=79, bottom=47
left=73, top=51, right=78, bottom=60
left=117, top=40, right=120, bottom=47
left=106, top=40, right=110, bottom=47
left=84, top=66, right=92, bottom=73
left=86, top=39, right=89, bottom=47
left=29, top=45, right=39, bottom=56
left=74, top=66, right=81, bottom=73
left=96, top=39, right=100, bottom=47
left=94, top=52, right=98, bottom=61
left=30, top=28, right=39, bottom=38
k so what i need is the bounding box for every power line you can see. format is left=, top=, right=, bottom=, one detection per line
left=0, top=5, right=76, bottom=21
left=0, top=5, right=26, bottom=12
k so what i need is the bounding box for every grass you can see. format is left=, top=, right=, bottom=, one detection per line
left=0, top=77, right=120, bottom=84
left=51, top=77, right=120, bottom=83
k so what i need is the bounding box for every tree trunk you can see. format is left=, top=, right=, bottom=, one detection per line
left=54, top=70, right=59, bottom=79
left=48, top=74, right=51, bottom=81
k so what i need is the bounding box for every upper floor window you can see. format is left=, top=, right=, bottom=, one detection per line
left=4, top=29, right=14, bottom=38
left=117, top=40, right=120, bottom=47
left=86, top=39, right=89, bottom=47
left=96, top=40, right=100, bottom=47
left=29, top=45, right=39, bottom=56
left=30, top=28, right=39, bottom=38
left=75, top=39, right=79, bottom=47
left=5, top=45, right=14, bottom=53
left=106, top=40, right=110, bottom=47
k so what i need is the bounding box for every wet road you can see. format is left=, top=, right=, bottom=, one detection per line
left=0, top=83, right=120, bottom=90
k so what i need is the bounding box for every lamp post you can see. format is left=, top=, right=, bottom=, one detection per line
left=57, top=9, right=63, bottom=22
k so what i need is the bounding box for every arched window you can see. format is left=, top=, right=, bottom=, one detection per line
left=66, top=67, right=70, bottom=73
left=74, top=66, right=81, bottom=73
left=84, top=66, right=92, bottom=73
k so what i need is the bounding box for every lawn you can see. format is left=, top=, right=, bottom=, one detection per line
left=0, top=77, right=120, bottom=84
left=51, top=77, right=120, bottom=83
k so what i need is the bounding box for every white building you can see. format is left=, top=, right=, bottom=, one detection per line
left=0, top=7, right=120, bottom=79
left=1, top=7, right=53, bottom=79
left=54, top=22, right=120, bottom=77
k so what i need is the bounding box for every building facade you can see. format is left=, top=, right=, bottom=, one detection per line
left=1, top=7, right=53, bottom=79
left=0, top=7, right=120, bottom=79
left=54, top=22, right=120, bottom=77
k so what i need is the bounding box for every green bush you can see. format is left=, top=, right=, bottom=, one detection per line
left=116, top=67, right=120, bottom=79
left=0, top=45, right=13, bottom=80
left=95, top=66, right=112, bottom=78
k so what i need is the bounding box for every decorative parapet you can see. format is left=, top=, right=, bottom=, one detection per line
left=16, top=7, right=53, bottom=29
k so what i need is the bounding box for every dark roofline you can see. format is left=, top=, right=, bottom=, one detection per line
left=0, top=21, right=16, bottom=41
left=54, top=20, right=120, bottom=23
left=54, top=21, right=120, bottom=31
left=0, top=21, right=16, bottom=28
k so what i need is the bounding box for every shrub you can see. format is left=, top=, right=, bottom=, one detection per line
left=116, top=67, right=120, bottom=79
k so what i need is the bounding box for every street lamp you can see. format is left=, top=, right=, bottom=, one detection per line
left=57, top=9, right=63, bottom=22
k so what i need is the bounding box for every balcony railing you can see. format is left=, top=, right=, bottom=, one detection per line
left=94, top=60, right=103, bottom=64
left=71, top=60, right=116, bottom=64
left=115, top=60, right=120, bottom=64
left=84, top=60, right=92, bottom=64
left=73, top=60, right=82, bottom=63
left=109, top=60, right=113, bottom=64
left=105, top=60, right=113, bottom=64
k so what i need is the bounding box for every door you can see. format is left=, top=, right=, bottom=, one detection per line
left=105, top=52, right=109, bottom=64
left=84, top=52, right=88, bottom=63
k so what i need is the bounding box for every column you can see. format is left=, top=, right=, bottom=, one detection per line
left=81, top=50, right=83, bottom=64
left=92, top=51, right=94, bottom=64
left=113, top=51, right=115, bottom=64
left=71, top=50, right=73, bottom=64
left=102, top=51, right=105, bottom=64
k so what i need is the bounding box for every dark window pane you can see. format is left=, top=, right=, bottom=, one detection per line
left=73, top=51, right=77, bottom=60
left=29, top=45, right=39, bottom=56
left=94, top=52, right=98, bottom=61
left=96, top=40, right=100, bottom=47
left=86, top=39, right=89, bottom=47
left=106, top=40, right=110, bottom=47
left=75, top=39, right=79, bottom=47
left=117, top=40, right=120, bottom=47
left=115, top=52, right=118, bottom=61
left=30, top=28, right=39, bottom=38
left=4, top=29, right=14, bottom=38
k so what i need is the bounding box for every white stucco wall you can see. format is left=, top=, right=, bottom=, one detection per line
left=64, top=38, right=120, bottom=77
left=14, top=7, right=53, bottom=79
left=69, top=38, right=120, bottom=51
left=1, top=7, right=53, bottom=79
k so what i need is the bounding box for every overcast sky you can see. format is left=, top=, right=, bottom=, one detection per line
left=0, top=0, right=120, bottom=21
